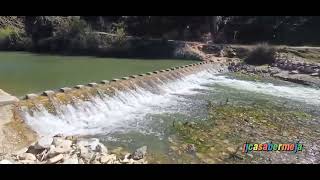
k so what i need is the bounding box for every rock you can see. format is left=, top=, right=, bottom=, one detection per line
left=77, top=144, right=94, bottom=161
left=292, top=64, right=298, bottom=70
left=62, top=155, right=79, bottom=164
left=52, top=138, right=73, bottom=154
left=14, top=147, right=28, bottom=156
left=186, top=144, right=196, bottom=153
left=19, top=160, right=36, bottom=164
left=34, top=136, right=53, bottom=150
left=132, top=146, right=147, bottom=160
left=76, top=138, right=107, bottom=153
left=269, top=67, right=280, bottom=75
left=53, top=137, right=71, bottom=146
left=100, top=154, right=117, bottom=164
left=226, top=147, right=237, bottom=154
left=0, top=159, right=12, bottom=164
left=78, top=158, right=85, bottom=164
left=290, top=70, right=299, bottom=74
left=46, top=154, right=64, bottom=164
left=95, top=144, right=108, bottom=154
left=311, top=73, right=319, bottom=76
left=303, top=66, right=315, bottom=74
left=18, top=153, right=37, bottom=161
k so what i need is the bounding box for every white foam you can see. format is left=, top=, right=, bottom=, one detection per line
left=210, top=75, right=320, bottom=105
left=23, top=69, right=219, bottom=137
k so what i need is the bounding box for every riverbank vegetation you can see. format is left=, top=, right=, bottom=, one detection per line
left=2, top=16, right=320, bottom=57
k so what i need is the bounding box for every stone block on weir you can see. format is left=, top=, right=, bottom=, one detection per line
left=25, top=94, right=38, bottom=100
left=60, top=87, right=72, bottom=92
left=129, top=75, right=138, bottom=78
left=88, top=83, right=98, bottom=87
left=100, top=80, right=110, bottom=84
left=42, top=90, right=55, bottom=96
left=74, top=85, right=85, bottom=89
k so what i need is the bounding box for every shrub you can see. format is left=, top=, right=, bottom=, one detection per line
left=0, top=26, right=31, bottom=50
left=111, top=22, right=127, bottom=46
left=244, top=43, right=276, bottom=65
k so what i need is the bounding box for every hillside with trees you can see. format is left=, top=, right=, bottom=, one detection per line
left=1, top=16, right=320, bottom=54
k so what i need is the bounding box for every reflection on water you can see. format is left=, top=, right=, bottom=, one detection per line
left=0, top=51, right=194, bottom=96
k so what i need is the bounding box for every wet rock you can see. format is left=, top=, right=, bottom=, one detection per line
left=18, top=153, right=37, bottom=161
left=77, top=138, right=107, bottom=153
left=46, top=154, right=64, bottom=164
left=311, top=73, right=319, bottom=77
left=100, top=154, right=117, bottom=164
left=76, top=143, right=95, bottom=162
left=34, top=136, right=53, bottom=150
left=51, top=139, right=73, bottom=154
left=63, top=155, right=79, bottom=164
left=132, top=146, right=147, bottom=160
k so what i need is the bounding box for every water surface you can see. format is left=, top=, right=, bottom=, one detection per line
left=0, top=51, right=195, bottom=96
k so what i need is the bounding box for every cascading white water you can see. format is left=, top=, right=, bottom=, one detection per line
left=209, top=75, right=320, bottom=105
left=23, top=69, right=320, bottom=137
left=23, top=68, right=220, bottom=137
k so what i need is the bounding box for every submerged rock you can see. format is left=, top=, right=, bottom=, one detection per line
left=132, top=146, right=147, bottom=160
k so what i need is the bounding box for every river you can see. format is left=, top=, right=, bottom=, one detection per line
left=0, top=51, right=194, bottom=96
left=1, top=51, right=320, bottom=163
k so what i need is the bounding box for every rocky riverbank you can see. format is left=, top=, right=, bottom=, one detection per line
left=227, top=57, right=320, bottom=88
left=0, top=135, right=148, bottom=164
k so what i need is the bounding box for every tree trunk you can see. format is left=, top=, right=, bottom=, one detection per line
left=209, top=16, right=218, bottom=42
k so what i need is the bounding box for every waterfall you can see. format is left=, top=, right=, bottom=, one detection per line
left=22, top=67, right=221, bottom=137
left=21, top=66, right=320, bottom=138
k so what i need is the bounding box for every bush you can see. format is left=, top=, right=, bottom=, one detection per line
left=244, top=43, right=276, bottom=65
left=0, top=26, right=30, bottom=50
left=0, top=26, right=18, bottom=49
left=111, top=22, right=127, bottom=46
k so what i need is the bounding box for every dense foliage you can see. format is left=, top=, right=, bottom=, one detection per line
left=2, top=16, right=320, bottom=53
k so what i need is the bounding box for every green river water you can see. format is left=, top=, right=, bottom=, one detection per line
left=0, top=51, right=195, bottom=96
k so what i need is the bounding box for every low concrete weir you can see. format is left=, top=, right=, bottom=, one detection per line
left=3, top=61, right=224, bottom=143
